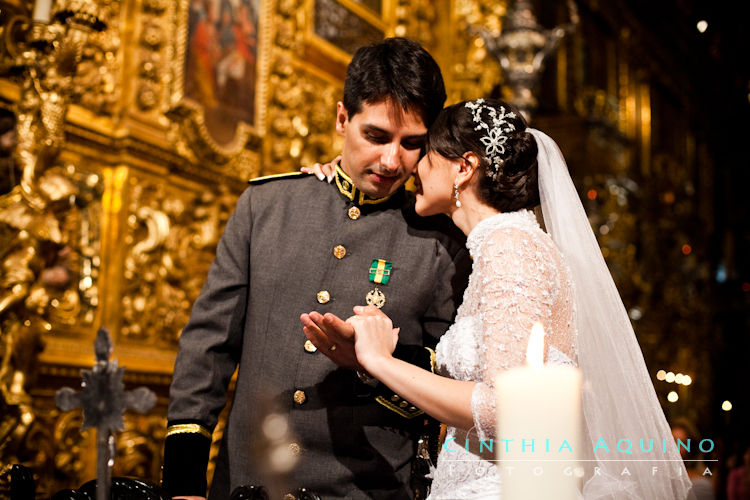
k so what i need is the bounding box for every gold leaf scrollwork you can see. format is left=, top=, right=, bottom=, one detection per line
left=113, top=414, right=167, bottom=481
left=1, top=0, right=109, bottom=480
left=121, top=180, right=235, bottom=345
left=1, top=164, right=102, bottom=443
left=263, top=0, right=339, bottom=175
left=52, top=409, right=87, bottom=484
left=445, top=0, right=504, bottom=103
left=135, top=0, right=168, bottom=114
left=394, top=0, right=437, bottom=47
left=137, top=81, right=160, bottom=111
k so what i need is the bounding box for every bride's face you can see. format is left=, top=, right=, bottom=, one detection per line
left=414, top=151, right=459, bottom=216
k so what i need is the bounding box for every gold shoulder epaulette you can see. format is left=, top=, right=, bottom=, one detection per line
left=248, top=172, right=309, bottom=184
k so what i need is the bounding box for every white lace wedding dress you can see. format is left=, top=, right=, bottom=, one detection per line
left=428, top=209, right=578, bottom=500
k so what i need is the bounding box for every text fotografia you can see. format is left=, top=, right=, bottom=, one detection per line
left=442, top=437, right=716, bottom=455
left=440, top=464, right=714, bottom=478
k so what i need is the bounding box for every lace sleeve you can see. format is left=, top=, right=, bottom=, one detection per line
left=470, top=226, right=565, bottom=440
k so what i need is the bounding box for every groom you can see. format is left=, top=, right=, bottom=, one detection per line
left=162, top=37, right=471, bottom=499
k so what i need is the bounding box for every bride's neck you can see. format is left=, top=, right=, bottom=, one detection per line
left=449, top=193, right=499, bottom=237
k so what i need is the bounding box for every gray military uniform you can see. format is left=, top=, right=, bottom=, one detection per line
left=165, top=168, right=470, bottom=499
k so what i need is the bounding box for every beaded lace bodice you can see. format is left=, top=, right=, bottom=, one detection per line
left=428, top=210, right=577, bottom=499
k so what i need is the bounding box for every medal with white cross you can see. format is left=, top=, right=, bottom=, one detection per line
left=366, top=259, right=391, bottom=308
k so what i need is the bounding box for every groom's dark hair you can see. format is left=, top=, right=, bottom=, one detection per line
left=343, top=37, right=446, bottom=127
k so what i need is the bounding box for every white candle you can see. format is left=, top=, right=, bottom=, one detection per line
left=32, top=0, right=53, bottom=23
left=495, top=323, right=582, bottom=500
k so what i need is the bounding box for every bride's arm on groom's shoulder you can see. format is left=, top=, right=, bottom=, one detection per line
left=299, top=155, right=341, bottom=182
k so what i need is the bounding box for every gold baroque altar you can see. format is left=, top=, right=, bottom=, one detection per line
left=0, top=0, right=716, bottom=495
left=0, top=0, right=465, bottom=492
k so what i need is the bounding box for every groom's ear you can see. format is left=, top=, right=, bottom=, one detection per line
left=335, top=101, right=349, bottom=137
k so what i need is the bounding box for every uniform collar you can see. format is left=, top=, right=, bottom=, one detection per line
left=334, top=164, right=394, bottom=206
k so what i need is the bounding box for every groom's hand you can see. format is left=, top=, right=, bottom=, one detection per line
left=301, top=311, right=362, bottom=371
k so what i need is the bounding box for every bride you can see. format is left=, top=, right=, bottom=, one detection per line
left=302, top=98, right=694, bottom=499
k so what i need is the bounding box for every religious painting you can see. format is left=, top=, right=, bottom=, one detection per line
left=183, top=0, right=260, bottom=144
left=313, top=0, right=385, bottom=57
left=350, top=0, right=382, bottom=15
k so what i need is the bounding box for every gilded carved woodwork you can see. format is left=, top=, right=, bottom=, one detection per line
left=0, top=159, right=103, bottom=481
left=394, top=0, right=436, bottom=49
left=69, top=0, right=120, bottom=116
left=135, top=0, right=168, bottom=113
left=0, top=395, right=88, bottom=495
left=265, top=0, right=340, bottom=174
left=441, top=0, right=504, bottom=103
left=0, top=0, right=405, bottom=492
left=2, top=390, right=166, bottom=497
left=266, top=59, right=339, bottom=172
left=120, top=178, right=235, bottom=346
left=112, top=413, right=167, bottom=481
left=0, top=164, right=102, bottom=327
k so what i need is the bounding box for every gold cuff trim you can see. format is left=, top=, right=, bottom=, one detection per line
left=426, top=347, right=436, bottom=373
left=166, top=423, right=212, bottom=440
left=334, top=164, right=393, bottom=206
left=375, top=395, right=424, bottom=419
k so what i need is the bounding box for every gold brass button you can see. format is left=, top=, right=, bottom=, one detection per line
left=390, top=395, right=400, bottom=402
left=333, top=245, right=347, bottom=259
left=399, top=400, right=409, bottom=408
left=288, top=442, right=301, bottom=456
left=293, top=390, right=307, bottom=405
left=283, top=494, right=296, bottom=500
left=304, top=340, right=317, bottom=353
left=317, top=290, right=330, bottom=304
left=348, top=206, right=361, bottom=220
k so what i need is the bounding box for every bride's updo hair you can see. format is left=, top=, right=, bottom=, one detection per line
left=426, top=98, right=539, bottom=212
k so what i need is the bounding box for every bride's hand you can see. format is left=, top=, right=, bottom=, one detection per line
left=347, top=307, right=399, bottom=372
left=300, top=155, right=341, bottom=182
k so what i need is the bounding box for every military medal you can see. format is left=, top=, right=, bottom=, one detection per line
left=366, top=259, right=391, bottom=308
left=366, top=288, right=386, bottom=308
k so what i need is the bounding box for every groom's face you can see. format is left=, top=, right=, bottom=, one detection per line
left=335, top=99, right=427, bottom=198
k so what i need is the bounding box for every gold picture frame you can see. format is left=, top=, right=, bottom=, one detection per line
left=168, top=0, right=274, bottom=164
left=303, top=0, right=392, bottom=69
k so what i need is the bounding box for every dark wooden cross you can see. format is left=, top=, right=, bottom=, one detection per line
left=55, top=328, right=156, bottom=500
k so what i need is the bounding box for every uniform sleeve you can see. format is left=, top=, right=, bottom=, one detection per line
left=162, top=188, right=252, bottom=497
left=374, top=239, right=471, bottom=419
left=423, top=242, right=472, bottom=347
left=470, top=228, right=561, bottom=440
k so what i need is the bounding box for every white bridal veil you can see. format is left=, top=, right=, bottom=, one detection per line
left=530, top=129, right=695, bottom=500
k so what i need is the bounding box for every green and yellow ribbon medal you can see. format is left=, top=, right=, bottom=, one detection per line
left=366, top=259, right=391, bottom=308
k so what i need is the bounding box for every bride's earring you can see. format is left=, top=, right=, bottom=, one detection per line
left=454, top=181, right=462, bottom=208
